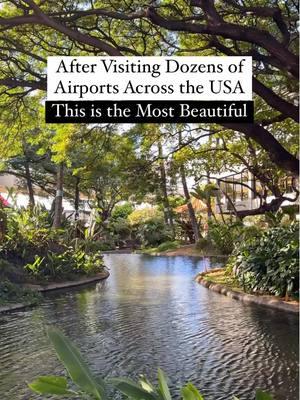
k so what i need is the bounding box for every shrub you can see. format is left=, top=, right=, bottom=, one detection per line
left=229, top=223, right=299, bottom=297
left=137, top=217, right=173, bottom=247
left=196, top=237, right=212, bottom=251
left=79, top=239, right=112, bottom=253
left=207, top=220, right=243, bottom=254
left=25, top=247, right=105, bottom=280
left=111, top=202, right=134, bottom=220
left=127, top=207, right=172, bottom=247
left=0, top=280, right=41, bottom=306
left=1, top=205, right=62, bottom=259
left=128, top=207, right=163, bottom=225
left=109, top=217, right=132, bottom=243
left=156, top=241, right=180, bottom=252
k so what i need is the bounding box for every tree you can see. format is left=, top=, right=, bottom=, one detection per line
left=191, top=184, right=219, bottom=222
left=0, top=0, right=297, bottom=174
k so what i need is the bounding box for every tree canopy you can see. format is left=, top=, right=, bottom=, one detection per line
left=0, top=0, right=298, bottom=175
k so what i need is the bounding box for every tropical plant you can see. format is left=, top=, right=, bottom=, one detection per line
left=207, top=221, right=243, bottom=255
left=29, top=328, right=273, bottom=400
left=156, top=241, right=180, bottom=253
left=25, top=248, right=105, bottom=280
left=191, top=184, right=220, bottom=221
left=112, top=203, right=134, bottom=220
left=0, top=279, right=41, bottom=306
left=228, top=223, right=299, bottom=298
left=137, top=218, right=173, bottom=247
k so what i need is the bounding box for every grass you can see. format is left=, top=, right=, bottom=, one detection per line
left=141, top=241, right=180, bottom=254
left=202, top=270, right=243, bottom=292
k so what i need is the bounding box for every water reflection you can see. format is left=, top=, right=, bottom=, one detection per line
left=0, top=254, right=298, bottom=400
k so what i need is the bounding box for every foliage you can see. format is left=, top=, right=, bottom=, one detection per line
left=29, top=328, right=273, bottom=400
left=0, top=206, right=106, bottom=281
left=191, top=183, right=220, bottom=198
left=1, top=205, right=61, bottom=258
left=196, top=238, right=213, bottom=251
left=128, top=207, right=162, bottom=226
left=207, top=221, right=243, bottom=255
left=228, top=223, right=299, bottom=297
left=108, top=218, right=132, bottom=244
left=156, top=241, right=180, bottom=253
left=80, top=239, right=115, bottom=253
left=112, top=203, right=134, bottom=220
left=0, top=280, right=41, bottom=306
left=137, top=217, right=173, bottom=247
left=25, top=247, right=105, bottom=280
left=127, top=208, right=173, bottom=247
left=264, top=211, right=290, bottom=228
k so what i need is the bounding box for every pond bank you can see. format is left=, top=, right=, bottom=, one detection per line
left=139, top=244, right=228, bottom=258
left=0, top=270, right=109, bottom=314
left=196, top=269, right=299, bottom=314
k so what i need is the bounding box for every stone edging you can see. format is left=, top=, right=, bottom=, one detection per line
left=0, top=270, right=110, bottom=314
left=26, top=270, right=110, bottom=292
left=196, top=269, right=299, bottom=314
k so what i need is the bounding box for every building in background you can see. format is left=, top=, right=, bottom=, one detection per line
left=0, top=174, right=91, bottom=221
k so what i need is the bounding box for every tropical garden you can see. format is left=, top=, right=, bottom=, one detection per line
left=0, top=0, right=298, bottom=399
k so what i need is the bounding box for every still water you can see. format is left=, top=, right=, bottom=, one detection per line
left=0, top=254, right=298, bottom=400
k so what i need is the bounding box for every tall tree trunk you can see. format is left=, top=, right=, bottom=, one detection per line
left=24, top=158, right=35, bottom=210
left=74, top=176, right=80, bottom=221
left=52, top=162, right=64, bottom=229
left=216, top=193, right=226, bottom=224
left=157, top=140, right=175, bottom=238
left=180, top=164, right=201, bottom=242
left=0, top=203, right=7, bottom=242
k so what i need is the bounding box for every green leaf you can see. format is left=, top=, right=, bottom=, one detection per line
left=47, top=327, right=106, bottom=400
left=139, top=375, right=156, bottom=394
left=108, top=377, right=157, bottom=400
left=256, top=389, right=273, bottom=400
left=28, top=375, right=73, bottom=395
left=181, top=383, right=204, bottom=400
left=157, top=368, right=172, bottom=400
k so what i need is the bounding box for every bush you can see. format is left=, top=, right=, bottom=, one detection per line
left=109, top=217, right=132, bottom=243
left=0, top=280, right=41, bottom=306
left=128, top=207, right=162, bottom=225
left=207, top=220, right=243, bottom=254
left=156, top=241, right=180, bottom=252
left=196, top=237, right=212, bottom=251
left=1, top=205, right=63, bottom=259
left=229, top=223, right=299, bottom=297
left=81, top=239, right=115, bottom=253
left=25, top=247, right=105, bottom=280
left=127, top=207, right=172, bottom=247
left=111, top=202, right=134, bottom=220
left=137, top=217, right=173, bottom=247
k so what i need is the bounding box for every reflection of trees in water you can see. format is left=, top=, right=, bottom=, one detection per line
left=0, top=254, right=298, bottom=400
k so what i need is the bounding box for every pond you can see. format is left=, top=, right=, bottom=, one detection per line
left=0, top=254, right=298, bottom=400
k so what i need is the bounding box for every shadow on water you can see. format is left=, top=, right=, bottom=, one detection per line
left=0, top=254, right=298, bottom=400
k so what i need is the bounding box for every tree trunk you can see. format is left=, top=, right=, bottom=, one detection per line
left=216, top=193, right=226, bottom=224
left=157, top=141, right=175, bottom=238
left=180, top=164, right=201, bottom=242
left=52, top=162, right=64, bottom=229
left=74, top=176, right=80, bottom=221
left=0, top=204, right=7, bottom=242
left=24, top=158, right=35, bottom=210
